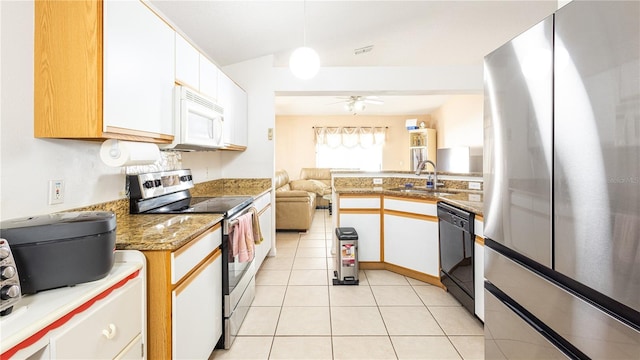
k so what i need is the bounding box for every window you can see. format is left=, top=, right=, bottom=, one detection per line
left=313, top=127, right=387, bottom=171
left=316, top=143, right=383, bottom=171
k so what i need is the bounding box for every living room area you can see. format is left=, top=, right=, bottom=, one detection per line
left=272, top=93, right=483, bottom=232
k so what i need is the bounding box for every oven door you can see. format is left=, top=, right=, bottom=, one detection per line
left=221, top=205, right=256, bottom=349
left=223, top=206, right=255, bottom=296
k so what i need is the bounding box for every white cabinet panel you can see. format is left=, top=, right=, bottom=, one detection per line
left=384, top=214, right=439, bottom=276
left=254, top=192, right=272, bottom=212
left=257, top=204, right=273, bottom=268
left=217, top=71, right=247, bottom=147
left=384, top=197, right=437, bottom=216
left=339, top=197, right=381, bottom=209
left=199, top=55, right=219, bottom=99
left=103, top=0, right=174, bottom=135
left=171, top=225, right=222, bottom=284
left=255, top=192, right=273, bottom=268
left=218, top=71, right=234, bottom=145
left=474, top=218, right=484, bottom=238
left=231, top=83, right=248, bottom=147
left=175, top=33, right=200, bottom=90
left=339, top=213, right=380, bottom=261
left=50, top=279, right=143, bottom=359
left=172, top=251, right=222, bottom=360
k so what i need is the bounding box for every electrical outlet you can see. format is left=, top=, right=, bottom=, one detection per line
left=48, top=180, right=64, bottom=205
left=268, top=128, right=273, bottom=140
left=372, top=178, right=383, bottom=185
left=468, top=182, right=481, bottom=190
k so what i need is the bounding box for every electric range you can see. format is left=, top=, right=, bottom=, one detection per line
left=127, top=169, right=256, bottom=350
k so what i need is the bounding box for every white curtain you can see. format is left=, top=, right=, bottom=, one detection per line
left=314, top=127, right=387, bottom=149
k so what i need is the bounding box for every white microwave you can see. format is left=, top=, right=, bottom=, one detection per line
left=162, top=85, right=225, bottom=151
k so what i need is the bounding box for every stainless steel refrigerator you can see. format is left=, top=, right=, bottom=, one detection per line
left=483, top=1, right=639, bottom=358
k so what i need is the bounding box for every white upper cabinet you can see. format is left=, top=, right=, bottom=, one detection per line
left=175, top=34, right=218, bottom=100
left=217, top=71, right=235, bottom=145
left=199, top=55, right=219, bottom=99
left=175, top=33, right=200, bottom=90
left=217, top=71, right=248, bottom=149
left=231, top=82, right=248, bottom=147
left=103, top=0, right=175, bottom=136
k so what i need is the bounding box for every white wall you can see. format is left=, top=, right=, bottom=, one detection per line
left=274, top=65, right=483, bottom=95
left=432, top=94, right=484, bottom=149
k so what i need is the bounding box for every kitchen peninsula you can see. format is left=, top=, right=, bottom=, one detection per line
left=331, top=170, right=485, bottom=320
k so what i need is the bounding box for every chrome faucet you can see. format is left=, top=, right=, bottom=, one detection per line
left=415, top=160, right=438, bottom=190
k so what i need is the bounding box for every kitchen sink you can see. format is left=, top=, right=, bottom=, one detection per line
left=388, top=187, right=456, bottom=196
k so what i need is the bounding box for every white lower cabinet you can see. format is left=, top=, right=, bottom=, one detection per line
left=384, top=213, right=439, bottom=276
left=339, top=213, right=381, bottom=262
left=50, top=279, right=143, bottom=359
left=2, top=252, right=147, bottom=360
left=383, top=197, right=440, bottom=277
left=172, top=250, right=222, bottom=360
left=337, top=195, right=381, bottom=262
left=257, top=197, right=273, bottom=268
left=254, top=192, right=273, bottom=268
left=143, top=222, right=222, bottom=359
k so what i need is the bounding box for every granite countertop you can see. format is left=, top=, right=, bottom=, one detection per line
left=334, top=186, right=483, bottom=215
left=115, top=213, right=224, bottom=251
left=95, top=183, right=272, bottom=252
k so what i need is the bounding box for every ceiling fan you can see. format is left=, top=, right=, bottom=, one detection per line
left=332, top=96, right=384, bottom=114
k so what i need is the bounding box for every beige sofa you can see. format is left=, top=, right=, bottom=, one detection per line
left=299, top=168, right=332, bottom=208
left=274, top=169, right=317, bottom=231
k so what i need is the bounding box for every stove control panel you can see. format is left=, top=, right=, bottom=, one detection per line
left=0, top=238, right=21, bottom=316
left=128, top=169, right=194, bottom=200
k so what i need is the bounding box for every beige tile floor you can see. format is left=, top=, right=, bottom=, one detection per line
left=211, top=209, right=484, bottom=360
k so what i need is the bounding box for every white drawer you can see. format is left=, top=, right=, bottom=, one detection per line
left=253, top=193, right=271, bottom=212
left=171, top=224, right=221, bottom=284
left=115, top=333, right=143, bottom=360
left=384, top=197, right=437, bottom=216
left=339, top=196, right=380, bottom=209
left=50, top=278, right=143, bottom=359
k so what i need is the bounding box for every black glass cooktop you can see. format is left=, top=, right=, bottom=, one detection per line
left=132, top=191, right=252, bottom=217
left=188, top=196, right=253, bottom=215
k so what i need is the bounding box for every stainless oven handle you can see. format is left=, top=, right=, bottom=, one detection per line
left=224, top=206, right=254, bottom=235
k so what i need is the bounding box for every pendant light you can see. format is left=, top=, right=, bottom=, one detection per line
left=289, top=0, right=320, bottom=80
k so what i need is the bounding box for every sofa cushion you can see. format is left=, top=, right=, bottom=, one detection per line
left=300, top=168, right=331, bottom=182
left=289, top=179, right=330, bottom=196
left=274, top=169, right=290, bottom=189
left=276, top=190, right=314, bottom=201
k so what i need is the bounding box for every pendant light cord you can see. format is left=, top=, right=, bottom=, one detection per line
left=303, top=0, right=307, bottom=46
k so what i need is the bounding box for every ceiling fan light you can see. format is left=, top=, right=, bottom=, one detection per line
left=354, top=101, right=366, bottom=112
left=289, top=46, right=320, bottom=80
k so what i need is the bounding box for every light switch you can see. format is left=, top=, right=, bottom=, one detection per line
left=268, top=128, right=273, bottom=140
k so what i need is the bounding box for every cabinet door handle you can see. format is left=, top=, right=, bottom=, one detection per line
left=101, top=323, right=117, bottom=339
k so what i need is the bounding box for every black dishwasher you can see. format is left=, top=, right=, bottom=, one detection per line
left=437, top=202, right=475, bottom=315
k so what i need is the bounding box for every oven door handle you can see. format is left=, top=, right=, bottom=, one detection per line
left=229, top=211, right=254, bottom=227
left=224, top=206, right=254, bottom=235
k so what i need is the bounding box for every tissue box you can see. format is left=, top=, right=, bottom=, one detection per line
left=405, top=118, right=418, bottom=130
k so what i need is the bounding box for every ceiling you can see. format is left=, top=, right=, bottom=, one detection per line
left=149, top=0, right=558, bottom=115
